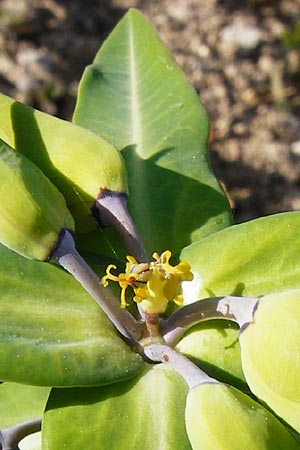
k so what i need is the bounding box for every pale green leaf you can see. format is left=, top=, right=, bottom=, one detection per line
left=0, top=244, right=143, bottom=386
left=0, top=383, right=49, bottom=428
left=73, top=8, right=232, bottom=254
left=176, top=320, right=247, bottom=391
left=240, top=290, right=300, bottom=432
left=186, top=383, right=300, bottom=450
left=178, top=212, right=300, bottom=388
left=42, top=364, right=192, bottom=450
left=0, top=383, right=49, bottom=450
left=181, top=212, right=300, bottom=300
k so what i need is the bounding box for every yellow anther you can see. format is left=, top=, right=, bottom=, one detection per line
left=102, top=251, right=193, bottom=314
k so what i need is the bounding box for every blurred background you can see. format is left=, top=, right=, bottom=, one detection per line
left=0, top=0, right=299, bottom=223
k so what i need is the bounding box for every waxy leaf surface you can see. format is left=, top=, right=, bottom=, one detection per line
left=176, top=320, right=247, bottom=390
left=0, top=244, right=143, bottom=386
left=186, top=383, right=300, bottom=450
left=179, top=212, right=300, bottom=386
left=73, top=8, right=232, bottom=255
left=0, top=92, right=127, bottom=235
left=43, top=364, right=192, bottom=450
left=0, top=382, right=49, bottom=428
left=240, top=290, right=300, bottom=432
left=181, top=212, right=300, bottom=301
left=0, top=139, right=74, bottom=261
left=0, top=383, right=48, bottom=450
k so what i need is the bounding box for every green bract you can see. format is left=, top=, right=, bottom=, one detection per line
left=176, top=320, right=247, bottom=391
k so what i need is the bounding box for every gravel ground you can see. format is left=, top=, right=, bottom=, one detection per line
left=1, top=0, right=300, bottom=222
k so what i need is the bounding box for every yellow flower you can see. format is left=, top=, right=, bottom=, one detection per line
left=102, top=251, right=193, bottom=314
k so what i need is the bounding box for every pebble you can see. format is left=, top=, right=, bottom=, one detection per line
left=291, top=141, right=300, bottom=157
left=220, top=22, right=262, bottom=56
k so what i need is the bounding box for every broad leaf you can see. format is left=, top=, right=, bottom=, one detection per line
left=0, top=383, right=49, bottom=450
left=0, top=244, right=143, bottom=386
left=186, top=382, right=300, bottom=450
left=0, top=92, right=127, bottom=237
left=73, top=8, right=232, bottom=255
left=176, top=320, right=247, bottom=391
left=240, top=290, right=300, bottom=432
left=42, top=364, right=192, bottom=450
left=181, top=212, right=300, bottom=301
left=178, top=212, right=300, bottom=387
left=0, top=383, right=49, bottom=428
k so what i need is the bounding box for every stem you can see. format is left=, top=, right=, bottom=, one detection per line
left=0, top=418, right=41, bottom=450
left=50, top=229, right=143, bottom=346
left=161, top=296, right=259, bottom=346
left=94, top=191, right=148, bottom=262
left=143, top=343, right=218, bottom=389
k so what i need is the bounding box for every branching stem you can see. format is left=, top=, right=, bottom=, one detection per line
left=161, top=296, right=259, bottom=345
left=143, top=343, right=218, bottom=389
left=50, top=229, right=143, bottom=346
left=94, top=191, right=148, bottom=263
left=0, top=418, right=41, bottom=450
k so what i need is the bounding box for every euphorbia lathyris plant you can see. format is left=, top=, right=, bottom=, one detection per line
left=0, top=9, right=299, bottom=450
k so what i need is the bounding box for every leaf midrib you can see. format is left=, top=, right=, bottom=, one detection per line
left=129, top=15, right=141, bottom=150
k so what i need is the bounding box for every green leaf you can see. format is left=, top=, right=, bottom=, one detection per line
left=181, top=212, right=300, bottom=300
left=178, top=212, right=300, bottom=387
left=0, top=383, right=49, bottom=428
left=0, top=383, right=48, bottom=450
left=73, top=8, right=232, bottom=255
left=42, top=364, right=192, bottom=450
left=0, top=139, right=74, bottom=261
left=0, top=244, right=143, bottom=386
left=0, top=92, right=127, bottom=236
left=186, top=383, right=300, bottom=450
left=176, top=320, right=247, bottom=391
left=240, top=290, right=300, bottom=432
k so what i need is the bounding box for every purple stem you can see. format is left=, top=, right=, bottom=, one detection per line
left=94, top=191, right=148, bottom=262
left=50, top=229, right=143, bottom=346
left=161, top=296, right=259, bottom=346
left=143, top=343, right=218, bottom=389
left=0, top=418, right=41, bottom=450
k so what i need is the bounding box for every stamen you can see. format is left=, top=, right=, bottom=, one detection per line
left=102, top=251, right=193, bottom=314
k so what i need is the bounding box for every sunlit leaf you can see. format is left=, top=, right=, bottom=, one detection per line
left=176, top=320, right=247, bottom=391
left=178, top=212, right=300, bottom=389
left=0, top=92, right=127, bottom=238
left=240, top=290, right=300, bottom=432
left=0, top=383, right=49, bottom=450
left=43, top=364, right=192, bottom=450
left=0, top=383, right=49, bottom=428
left=73, top=8, right=232, bottom=255
left=0, top=244, right=143, bottom=386
left=181, top=212, right=300, bottom=300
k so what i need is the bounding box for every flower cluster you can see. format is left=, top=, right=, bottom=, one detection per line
left=102, top=250, right=193, bottom=314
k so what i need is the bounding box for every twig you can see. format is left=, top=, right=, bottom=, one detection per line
left=161, top=296, right=259, bottom=346
left=50, top=229, right=143, bottom=346
left=0, top=418, right=41, bottom=450
left=143, top=343, right=218, bottom=389
left=94, top=190, right=148, bottom=263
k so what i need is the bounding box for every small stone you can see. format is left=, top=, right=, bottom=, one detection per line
left=220, top=22, right=262, bottom=57
left=291, top=141, right=300, bottom=157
